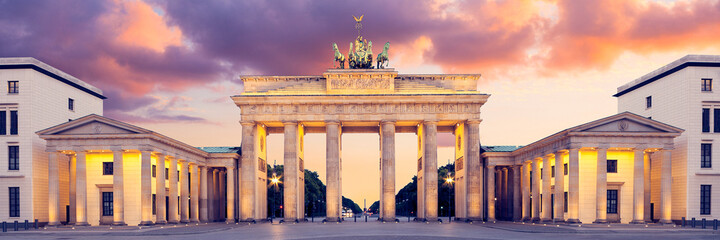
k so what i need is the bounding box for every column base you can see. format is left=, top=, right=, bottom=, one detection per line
left=47, top=221, right=61, bottom=226
left=190, top=220, right=199, bottom=223
left=566, top=218, right=581, bottom=223
left=111, top=221, right=127, bottom=226
left=486, top=218, right=496, bottom=222
left=138, top=221, right=154, bottom=226
left=541, top=218, right=553, bottom=223
left=530, top=217, right=541, bottom=222
left=629, top=219, right=646, bottom=224
left=593, top=219, right=608, bottom=224
left=552, top=218, right=565, bottom=223
left=659, top=219, right=673, bottom=225
left=167, top=220, right=179, bottom=224
left=521, top=217, right=531, bottom=222
left=155, top=220, right=167, bottom=225
left=324, top=217, right=341, bottom=222
left=74, top=222, right=90, bottom=226
left=180, top=219, right=190, bottom=223
left=379, top=217, right=398, bottom=222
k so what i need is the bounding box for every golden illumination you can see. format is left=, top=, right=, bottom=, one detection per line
left=445, top=177, right=454, bottom=184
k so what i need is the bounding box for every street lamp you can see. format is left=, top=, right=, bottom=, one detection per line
left=270, top=173, right=281, bottom=219
left=445, top=176, right=454, bottom=222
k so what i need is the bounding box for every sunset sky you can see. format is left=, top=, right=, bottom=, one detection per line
left=2, top=0, right=720, bottom=206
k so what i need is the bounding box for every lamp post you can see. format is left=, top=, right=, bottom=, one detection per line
left=270, top=173, right=280, bottom=220
left=445, top=176, right=454, bottom=223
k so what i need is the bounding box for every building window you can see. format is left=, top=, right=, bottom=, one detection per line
left=540, top=168, right=543, bottom=179
left=152, top=165, right=157, bottom=178
left=564, top=163, right=568, bottom=175
left=152, top=194, right=156, bottom=215
left=10, top=110, right=17, bottom=135
left=703, top=108, right=711, bottom=132
left=0, top=111, right=5, bottom=135
left=165, top=168, right=169, bottom=180
left=529, top=171, right=532, bottom=191
left=702, top=78, right=713, bottom=92
left=68, top=98, right=74, bottom=111
left=103, top=162, right=113, bottom=175
left=564, top=192, right=568, bottom=213
left=607, top=190, right=618, bottom=214
left=646, top=96, right=652, bottom=108
left=102, top=192, right=113, bottom=216
left=9, top=187, right=19, bottom=217
left=701, top=185, right=711, bottom=215
left=7, top=81, right=18, bottom=94
left=551, top=166, right=555, bottom=178
left=715, top=109, right=720, bottom=133
left=702, top=143, right=712, bottom=168
left=607, top=160, right=618, bottom=173
left=8, top=146, right=19, bottom=170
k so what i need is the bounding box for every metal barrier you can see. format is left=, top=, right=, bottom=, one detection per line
left=702, top=218, right=706, bottom=229
left=13, top=221, right=18, bottom=231
left=714, top=219, right=718, bottom=230
left=692, top=218, right=696, bottom=228
left=682, top=217, right=686, bottom=227
left=2, top=221, right=6, bottom=232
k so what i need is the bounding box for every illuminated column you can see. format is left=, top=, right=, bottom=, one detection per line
left=521, top=162, right=530, bottom=221
left=486, top=164, right=496, bottom=221
left=644, top=153, right=651, bottom=222
left=531, top=158, right=540, bottom=222
left=541, top=155, right=551, bottom=222
left=567, top=148, right=580, bottom=223
left=168, top=156, right=179, bottom=224
left=283, top=121, right=299, bottom=221
left=554, top=151, right=565, bottom=222
left=380, top=120, right=396, bottom=221
left=139, top=150, right=153, bottom=225
left=512, top=165, right=521, bottom=221
left=75, top=150, right=89, bottom=226
left=180, top=160, right=190, bottom=223
left=190, top=163, right=199, bottom=223
left=69, top=154, right=76, bottom=224
left=47, top=151, right=61, bottom=226
left=631, top=148, right=645, bottom=224
left=240, top=121, right=257, bottom=221
left=501, top=168, right=508, bottom=219
left=199, top=166, right=208, bottom=222
left=220, top=171, right=226, bottom=221
left=659, top=149, right=672, bottom=224
left=226, top=165, right=236, bottom=223
left=466, top=120, right=483, bottom=220
left=424, top=121, right=438, bottom=221
left=155, top=153, right=167, bottom=224
left=594, top=147, right=608, bottom=223
left=325, top=121, right=341, bottom=222
left=111, top=149, right=126, bottom=225
left=213, top=169, right=220, bottom=221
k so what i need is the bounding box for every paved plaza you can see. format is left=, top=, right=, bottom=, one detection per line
left=2, top=220, right=718, bottom=240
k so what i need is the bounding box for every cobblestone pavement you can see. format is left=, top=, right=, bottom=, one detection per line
left=1, top=221, right=718, bottom=240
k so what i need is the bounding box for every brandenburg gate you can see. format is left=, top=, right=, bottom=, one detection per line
left=232, top=68, right=489, bottom=222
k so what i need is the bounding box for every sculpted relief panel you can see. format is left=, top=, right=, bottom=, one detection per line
left=329, top=78, right=392, bottom=90
left=241, top=103, right=481, bottom=116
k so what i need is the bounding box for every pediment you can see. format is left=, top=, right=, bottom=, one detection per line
left=37, top=114, right=153, bottom=136
left=570, top=112, right=683, bottom=134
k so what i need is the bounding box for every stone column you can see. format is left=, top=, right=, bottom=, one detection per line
left=75, top=150, right=89, bottom=226
left=213, top=169, right=220, bottom=221
left=567, top=148, right=580, bottom=223
left=380, top=121, right=396, bottom=221
left=199, top=166, right=208, bottom=222
left=554, top=151, right=565, bottom=222
left=644, top=153, right=651, bottom=222
left=487, top=164, right=496, bottom=221
left=424, top=121, right=438, bottom=221
left=69, top=154, right=76, bottom=224
left=466, top=120, right=483, bottom=220
left=48, top=151, right=61, bottom=226
left=631, top=148, right=645, bottom=224
left=190, top=164, right=199, bottom=223
left=512, top=165, right=521, bottom=221
left=240, top=121, right=256, bottom=221
left=180, top=160, right=190, bottom=223
left=521, top=162, right=530, bottom=221
left=531, top=158, right=540, bottom=222
left=111, top=149, right=126, bottom=225
left=168, top=157, right=179, bottom=224
left=155, top=153, right=167, bottom=224
left=594, top=147, right=608, bottom=223
left=140, top=150, right=153, bottom=225
left=226, top=165, right=236, bottom=223
left=659, top=149, right=672, bottom=224
left=502, top=168, right=509, bottom=219
left=541, top=155, right=552, bottom=222
left=326, top=121, right=341, bottom=222
left=283, top=121, right=299, bottom=221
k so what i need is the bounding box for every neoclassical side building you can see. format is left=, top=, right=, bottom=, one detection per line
left=483, top=112, right=683, bottom=224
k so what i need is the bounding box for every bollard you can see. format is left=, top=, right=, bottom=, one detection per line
left=702, top=218, right=706, bottom=229
left=713, top=219, right=718, bottom=230
left=354, top=215, right=357, bottom=222
left=692, top=218, right=696, bottom=228
left=24, top=220, right=28, bottom=230
left=682, top=217, right=686, bottom=227
left=34, top=219, right=38, bottom=229
left=2, top=221, right=6, bottom=232
left=365, top=215, right=367, bottom=222
left=14, top=221, right=18, bottom=231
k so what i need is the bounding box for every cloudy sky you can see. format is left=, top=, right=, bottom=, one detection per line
left=2, top=0, right=719, bottom=206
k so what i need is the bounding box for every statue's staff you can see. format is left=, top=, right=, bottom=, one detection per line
left=353, top=14, right=364, bottom=36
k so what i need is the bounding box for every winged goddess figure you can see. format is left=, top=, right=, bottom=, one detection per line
left=353, top=14, right=364, bottom=23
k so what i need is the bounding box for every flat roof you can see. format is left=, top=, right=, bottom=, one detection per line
left=0, top=57, right=106, bottom=99
left=614, top=55, right=720, bottom=97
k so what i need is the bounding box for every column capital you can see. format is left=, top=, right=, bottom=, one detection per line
left=325, top=120, right=341, bottom=125
left=240, top=120, right=255, bottom=126
left=380, top=120, right=396, bottom=125
left=596, top=143, right=611, bottom=150
left=487, top=164, right=496, bottom=169
left=423, top=120, right=439, bottom=125
left=633, top=145, right=648, bottom=151
left=466, top=119, right=482, bottom=124
left=282, top=120, right=298, bottom=126
left=109, top=146, right=124, bottom=152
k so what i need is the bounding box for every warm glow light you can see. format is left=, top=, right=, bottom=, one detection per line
left=445, top=177, right=454, bottom=184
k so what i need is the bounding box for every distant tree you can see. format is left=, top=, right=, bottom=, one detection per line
left=368, top=201, right=380, bottom=214
left=342, top=196, right=362, bottom=214
left=394, top=163, right=454, bottom=217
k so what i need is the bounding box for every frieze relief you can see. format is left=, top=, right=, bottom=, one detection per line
left=242, top=103, right=481, bottom=115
